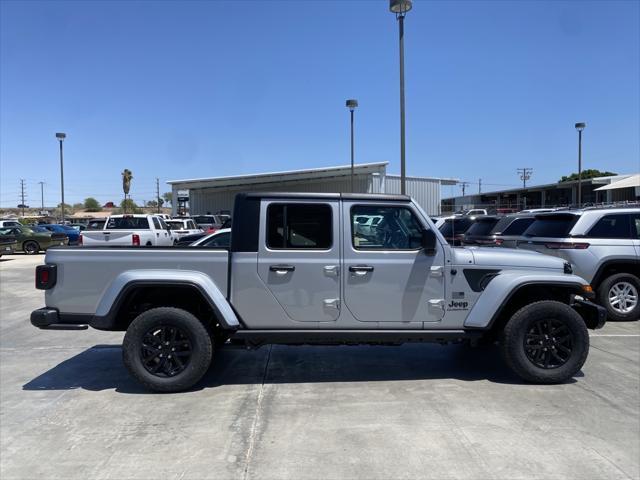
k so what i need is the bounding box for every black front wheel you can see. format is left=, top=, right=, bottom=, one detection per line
left=123, top=307, right=213, bottom=392
left=23, top=241, right=40, bottom=255
left=501, top=300, right=589, bottom=383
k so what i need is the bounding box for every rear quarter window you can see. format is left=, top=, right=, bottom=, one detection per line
left=465, top=218, right=499, bottom=236
left=439, top=218, right=473, bottom=237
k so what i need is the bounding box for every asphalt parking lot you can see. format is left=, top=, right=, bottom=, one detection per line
left=1, top=254, right=639, bottom=480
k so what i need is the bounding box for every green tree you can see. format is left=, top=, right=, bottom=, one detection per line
left=84, top=197, right=102, bottom=212
left=118, top=199, right=142, bottom=214
left=146, top=200, right=158, bottom=208
left=162, top=192, right=172, bottom=207
left=560, top=169, right=617, bottom=182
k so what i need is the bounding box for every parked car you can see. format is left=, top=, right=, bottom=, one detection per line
left=489, top=214, right=537, bottom=248
left=461, top=216, right=502, bottom=246
left=517, top=208, right=640, bottom=321
left=0, top=220, right=22, bottom=228
left=464, top=209, right=488, bottom=216
left=39, top=224, right=81, bottom=245
left=190, top=228, right=231, bottom=248
left=32, top=192, right=605, bottom=392
left=165, top=219, right=203, bottom=240
left=80, top=215, right=174, bottom=247
left=174, top=232, right=208, bottom=246
left=191, top=215, right=226, bottom=232
left=438, top=216, right=477, bottom=246
left=0, top=234, right=17, bottom=257
left=0, top=225, right=68, bottom=254
left=353, top=214, right=383, bottom=239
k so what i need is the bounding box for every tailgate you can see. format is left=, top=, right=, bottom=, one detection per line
left=82, top=231, right=133, bottom=245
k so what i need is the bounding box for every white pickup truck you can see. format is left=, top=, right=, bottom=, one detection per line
left=80, top=214, right=174, bottom=247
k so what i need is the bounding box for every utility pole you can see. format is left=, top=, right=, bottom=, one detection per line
left=459, top=181, right=470, bottom=196
left=19, top=179, right=27, bottom=217
left=478, top=178, right=482, bottom=194
left=156, top=178, right=161, bottom=213
left=38, top=181, right=45, bottom=212
left=517, top=168, right=533, bottom=188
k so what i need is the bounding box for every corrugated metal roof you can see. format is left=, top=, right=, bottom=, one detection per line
left=167, top=162, right=389, bottom=189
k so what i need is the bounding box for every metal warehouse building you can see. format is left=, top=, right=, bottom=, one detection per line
left=168, top=162, right=457, bottom=216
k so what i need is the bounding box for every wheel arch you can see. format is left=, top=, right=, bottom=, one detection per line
left=91, top=271, right=240, bottom=332
left=591, top=259, right=640, bottom=288
left=464, top=272, right=590, bottom=332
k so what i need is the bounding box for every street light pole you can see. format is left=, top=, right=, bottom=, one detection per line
left=575, top=123, right=586, bottom=207
left=390, top=0, right=412, bottom=195
left=55, top=133, right=66, bottom=222
left=346, top=99, right=358, bottom=192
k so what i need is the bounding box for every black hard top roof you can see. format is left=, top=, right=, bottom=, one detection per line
left=240, top=192, right=411, bottom=201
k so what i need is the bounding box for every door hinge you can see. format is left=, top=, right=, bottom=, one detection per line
left=428, top=299, right=445, bottom=316
left=430, top=266, right=444, bottom=277
left=323, top=265, right=340, bottom=276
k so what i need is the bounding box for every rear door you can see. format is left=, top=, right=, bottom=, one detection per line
left=257, top=200, right=341, bottom=323
left=342, top=201, right=446, bottom=324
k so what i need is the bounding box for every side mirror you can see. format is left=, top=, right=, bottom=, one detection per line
left=422, top=229, right=437, bottom=256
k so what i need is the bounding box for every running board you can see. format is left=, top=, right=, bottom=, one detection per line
left=230, top=329, right=482, bottom=347
left=39, top=324, right=88, bottom=331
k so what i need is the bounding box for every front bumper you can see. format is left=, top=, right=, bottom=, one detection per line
left=572, top=297, right=607, bottom=330
left=30, top=308, right=88, bottom=330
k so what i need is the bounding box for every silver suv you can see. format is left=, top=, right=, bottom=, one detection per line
left=518, top=208, right=640, bottom=321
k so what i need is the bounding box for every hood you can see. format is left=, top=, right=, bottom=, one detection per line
left=464, top=247, right=566, bottom=271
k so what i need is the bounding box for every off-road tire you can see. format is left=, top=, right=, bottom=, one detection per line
left=597, top=273, right=640, bottom=322
left=23, top=241, right=40, bottom=255
left=123, top=307, right=213, bottom=392
left=501, top=300, right=589, bottom=384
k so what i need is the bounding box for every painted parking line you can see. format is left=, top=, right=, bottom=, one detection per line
left=590, top=334, right=640, bottom=337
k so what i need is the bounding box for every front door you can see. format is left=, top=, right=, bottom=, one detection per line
left=257, top=200, right=341, bottom=323
left=342, top=202, right=446, bottom=324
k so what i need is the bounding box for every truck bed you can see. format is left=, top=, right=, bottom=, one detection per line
left=44, top=246, right=229, bottom=315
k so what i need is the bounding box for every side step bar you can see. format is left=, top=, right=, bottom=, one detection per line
left=39, top=324, right=88, bottom=331
left=230, top=329, right=482, bottom=347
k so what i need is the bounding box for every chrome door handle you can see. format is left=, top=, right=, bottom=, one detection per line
left=269, top=265, right=295, bottom=275
left=430, top=266, right=444, bottom=277
left=349, top=265, right=374, bottom=276
left=323, top=298, right=340, bottom=309
left=323, top=265, right=339, bottom=276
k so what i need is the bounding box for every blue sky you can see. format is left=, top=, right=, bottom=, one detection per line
left=1, top=0, right=639, bottom=207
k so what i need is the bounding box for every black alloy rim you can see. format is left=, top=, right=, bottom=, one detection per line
left=141, top=325, right=192, bottom=377
left=523, top=319, right=574, bottom=369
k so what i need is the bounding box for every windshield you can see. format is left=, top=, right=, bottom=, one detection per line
left=439, top=218, right=473, bottom=237
left=106, top=217, right=150, bottom=230
left=523, top=215, right=579, bottom=238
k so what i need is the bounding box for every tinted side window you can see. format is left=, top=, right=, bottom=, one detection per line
left=266, top=204, right=332, bottom=249
left=502, top=217, right=535, bottom=235
left=465, top=218, right=500, bottom=236
left=152, top=217, right=162, bottom=229
left=587, top=214, right=631, bottom=239
left=352, top=205, right=423, bottom=250
left=633, top=215, right=640, bottom=239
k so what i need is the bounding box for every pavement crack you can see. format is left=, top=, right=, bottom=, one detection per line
left=242, top=344, right=273, bottom=480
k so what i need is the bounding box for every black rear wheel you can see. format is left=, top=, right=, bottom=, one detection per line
left=23, top=241, right=39, bottom=255
left=123, top=307, right=213, bottom=392
left=501, top=300, right=589, bottom=383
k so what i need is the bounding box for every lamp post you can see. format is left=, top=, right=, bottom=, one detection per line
left=346, top=99, right=358, bottom=192
left=575, top=122, right=586, bottom=207
left=389, top=0, right=412, bottom=195
left=55, top=132, right=66, bottom=222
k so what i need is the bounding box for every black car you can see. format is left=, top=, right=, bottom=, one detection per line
left=462, top=216, right=502, bottom=246
left=438, top=217, right=477, bottom=246
left=491, top=214, right=537, bottom=248
left=174, top=232, right=207, bottom=246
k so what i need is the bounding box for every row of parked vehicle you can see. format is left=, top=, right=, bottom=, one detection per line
left=432, top=206, right=640, bottom=321
left=0, top=214, right=232, bottom=255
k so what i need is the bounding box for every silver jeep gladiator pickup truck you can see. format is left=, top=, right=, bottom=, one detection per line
left=31, top=193, right=606, bottom=392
